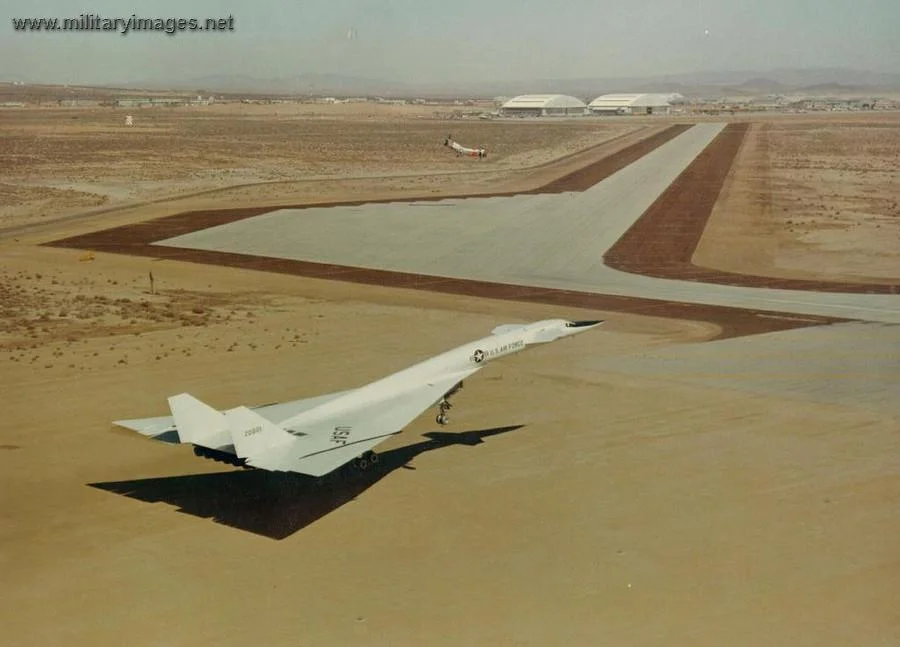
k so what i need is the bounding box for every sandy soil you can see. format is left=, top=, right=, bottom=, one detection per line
left=2, top=245, right=897, bottom=646
left=2, top=104, right=898, bottom=645
left=604, top=122, right=896, bottom=293
left=694, top=115, right=900, bottom=283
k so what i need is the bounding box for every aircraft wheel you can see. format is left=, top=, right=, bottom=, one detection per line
left=436, top=414, right=449, bottom=426
left=358, top=456, right=369, bottom=470
left=369, top=451, right=379, bottom=464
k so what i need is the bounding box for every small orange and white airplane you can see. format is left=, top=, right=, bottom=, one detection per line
left=443, top=135, right=486, bottom=159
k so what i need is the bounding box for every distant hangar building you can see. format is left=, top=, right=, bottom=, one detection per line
left=501, top=94, right=587, bottom=117
left=588, top=93, right=684, bottom=115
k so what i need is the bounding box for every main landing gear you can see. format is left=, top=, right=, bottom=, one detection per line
left=436, top=380, right=464, bottom=426
left=317, top=450, right=381, bottom=487
left=352, top=450, right=379, bottom=471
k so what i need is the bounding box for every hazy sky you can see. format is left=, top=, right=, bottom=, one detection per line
left=3, top=0, right=899, bottom=84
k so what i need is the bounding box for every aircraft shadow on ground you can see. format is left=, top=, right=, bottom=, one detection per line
left=89, top=425, right=523, bottom=540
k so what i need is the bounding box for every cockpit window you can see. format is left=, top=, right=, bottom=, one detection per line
left=565, top=320, right=602, bottom=328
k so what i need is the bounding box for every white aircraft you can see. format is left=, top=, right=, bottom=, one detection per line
left=443, top=134, right=486, bottom=158
left=115, top=319, right=601, bottom=477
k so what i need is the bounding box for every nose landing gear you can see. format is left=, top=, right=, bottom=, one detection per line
left=436, top=380, right=463, bottom=426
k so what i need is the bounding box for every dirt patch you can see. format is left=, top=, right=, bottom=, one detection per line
left=0, top=259, right=323, bottom=373
left=0, top=269, right=237, bottom=350
left=694, top=117, right=900, bottom=284
left=605, top=123, right=899, bottom=294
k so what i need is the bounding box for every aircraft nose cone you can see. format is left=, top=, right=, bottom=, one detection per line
left=568, top=320, right=603, bottom=328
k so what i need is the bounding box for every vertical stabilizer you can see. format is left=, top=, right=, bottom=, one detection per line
left=167, top=393, right=229, bottom=449
left=224, top=406, right=295, bottom=459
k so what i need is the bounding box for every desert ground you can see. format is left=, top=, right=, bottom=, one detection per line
left=694, top=112, right=900, bottom=283
left=1, top=104, right=898, bottom=646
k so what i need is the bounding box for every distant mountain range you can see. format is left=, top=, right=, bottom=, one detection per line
left=42, top=67, right=900, bottom=98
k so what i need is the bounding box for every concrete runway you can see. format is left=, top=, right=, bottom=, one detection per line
left=158, top=123, right=900, bottom=323
left=591, top=321, right=900, bottom=417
